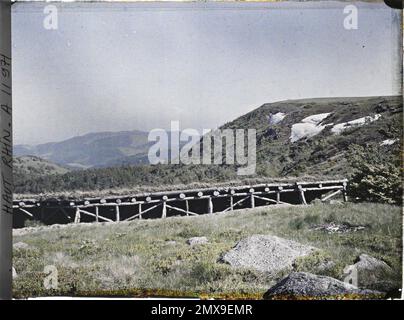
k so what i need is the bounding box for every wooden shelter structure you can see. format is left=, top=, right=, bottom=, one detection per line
left=13, top=179, right=348, bottom=227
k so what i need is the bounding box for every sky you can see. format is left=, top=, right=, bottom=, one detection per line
left=12, top=1, right=401, bottom=145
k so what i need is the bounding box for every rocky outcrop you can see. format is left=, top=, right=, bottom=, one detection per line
left=264, top=272, right=383, bottom=300
left=221, top=235, right=316, bottom=273
left=352, top=254, right=396, bottom=292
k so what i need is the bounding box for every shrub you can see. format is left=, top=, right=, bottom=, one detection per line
left=347, top=144, right=402, bottom=205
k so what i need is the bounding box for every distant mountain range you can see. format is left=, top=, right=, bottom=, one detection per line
left=14, top=130, right=157, bottom=169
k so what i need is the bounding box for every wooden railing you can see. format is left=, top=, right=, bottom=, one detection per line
left=13, top=179, right=348, bottom=225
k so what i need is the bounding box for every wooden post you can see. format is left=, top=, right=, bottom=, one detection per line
left=138, top=203, right=142, bottom=219
left=115, top=205, right=120, bottom=222
left=162, top=201, right=167, bottom=218
left=298, top=185, right=307, bottom=205
left=342, top=182, right=348, bottom=202
left=95, top=206, right=99, bottom=223
left=250, top=189, right=255, bottom=208
left=277, top=186, right=282, bottom=204
left=185, top=200, right=189, bottom=216
left=207, top=197, right=213, bottom=214
left=74, top=207, right=81, bottom=223
left=250, top=194, right=255, bottom=208
left=162, top=196, right=168, bottom=218
left=230, top=189, right=235, bottom=211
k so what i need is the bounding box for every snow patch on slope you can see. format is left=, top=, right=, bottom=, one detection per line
left=331, top=114, right=381, bottom=134
left=290, top=113, right=332, bottom=142
left=301, top=113, right=332, bottom=125
left=268, top=112, right=286, bottom=125
left=380, top=139, right=397, bottom=146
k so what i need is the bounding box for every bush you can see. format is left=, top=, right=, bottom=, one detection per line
left=347, top=144, right=402, bottom=205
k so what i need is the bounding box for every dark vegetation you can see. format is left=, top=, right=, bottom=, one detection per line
left=347, top=141, right=402, bottom=205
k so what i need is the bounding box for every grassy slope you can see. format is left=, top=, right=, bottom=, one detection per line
left=13, top=202, right=402, bottom=299
left=222, top=95, right=402, bottom=176
left=14, top=156, right=70, bottom=176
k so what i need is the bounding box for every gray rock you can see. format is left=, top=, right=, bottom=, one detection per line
left=221, top=235, right=316, bottom=273
left=187, top=237, right=208, bottom=246
left=13, top=242, right=30, bottom=250
left=354, top=254, right=391, bottom=272
left=315, top=260, right=336, bottom=273
left=352, top=254, right=396, bottom=292
left=264, top=272, right=383, bottom=300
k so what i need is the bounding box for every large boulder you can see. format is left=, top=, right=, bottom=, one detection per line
left=221, top=235, right=316, bottom=273
left=264, top=272, right=383, bottom=300
left=352, top=254, right=397, bottom=292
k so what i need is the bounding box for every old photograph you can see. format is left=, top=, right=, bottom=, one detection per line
left=5, top=0, right=403, bottom=299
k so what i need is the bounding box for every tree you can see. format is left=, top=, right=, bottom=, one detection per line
left=347, top=144, right=402, bottom=205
